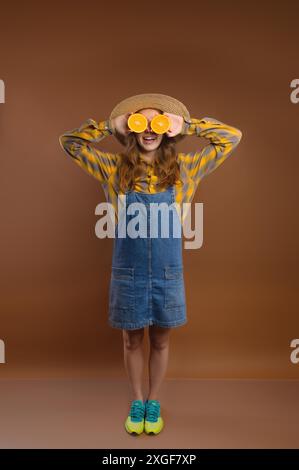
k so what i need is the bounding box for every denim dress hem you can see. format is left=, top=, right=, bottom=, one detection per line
left=108, top=317, right=188, bottom=330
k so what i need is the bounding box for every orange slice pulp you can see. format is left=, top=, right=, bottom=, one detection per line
left=127, top=113, right=148, bottom=133
left=150, top=114, right=171, bottom=134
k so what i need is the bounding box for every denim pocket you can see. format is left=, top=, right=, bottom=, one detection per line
left=164, top=266, right=185, bottom=308
left=109, top=267, right=135, bottom=310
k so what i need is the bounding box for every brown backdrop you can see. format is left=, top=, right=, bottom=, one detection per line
left=0, top=0, right=298, bottom=379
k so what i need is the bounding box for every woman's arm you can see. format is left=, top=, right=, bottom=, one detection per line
left=180, top=117, right=242, bottom=185
left=59, top=118, right=117, bottom=183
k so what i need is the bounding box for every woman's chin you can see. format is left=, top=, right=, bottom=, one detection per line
left=139, top=142, right=160, bottom=152
left=142, top=146, right=158, bottom=152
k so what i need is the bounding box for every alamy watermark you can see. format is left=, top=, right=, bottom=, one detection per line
left=0, top=79, right=5, bottom=103
left=290, top=339, right=299, bottom=364
left=290, top=79, right=299, bottom=103
left=0, top=339, right=5, bottom=363
left=0, top=83, right=5, bottom=359
left=95, top=198, right=203, bottom=249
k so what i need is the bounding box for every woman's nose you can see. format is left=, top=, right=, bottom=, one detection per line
left=145, top=119, right=153, bottom=133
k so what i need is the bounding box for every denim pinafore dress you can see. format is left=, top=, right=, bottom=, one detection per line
left=108, top=185, right=187, bottom=330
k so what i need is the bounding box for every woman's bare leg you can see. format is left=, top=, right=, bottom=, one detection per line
left=122, top=328, right=145, bottom=401
left=146, top=325, right=171, bottom=400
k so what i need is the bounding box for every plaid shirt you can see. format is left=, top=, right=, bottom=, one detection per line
left=59, top=116, right=242, bottom=224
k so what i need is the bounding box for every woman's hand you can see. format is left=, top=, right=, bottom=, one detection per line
left=110, top=112, right=134, bottom=136
left=163, top=112, right=184, bottom=137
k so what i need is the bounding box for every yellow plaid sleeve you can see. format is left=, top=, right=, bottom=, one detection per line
left=180, top=117, right=242, bottom=184
left=59, top=118, right=117, bottom=183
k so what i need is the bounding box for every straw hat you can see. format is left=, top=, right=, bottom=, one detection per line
left=109, top=92, right=191, bottom=146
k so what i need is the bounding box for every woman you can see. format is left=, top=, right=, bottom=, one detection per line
left=59, top=93, right=242, bottom=436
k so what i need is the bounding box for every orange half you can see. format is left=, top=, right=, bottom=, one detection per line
left=127, top=113, right=148, bottom=133
left=150, top=114, right=171, bottom=134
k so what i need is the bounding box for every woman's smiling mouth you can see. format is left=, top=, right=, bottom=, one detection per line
left=142, top=135, right=157, bottom=144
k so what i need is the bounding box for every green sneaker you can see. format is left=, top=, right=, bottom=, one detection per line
left=144, top=399, right=164, bottom=435
left=124, top=399, right=145, bottom=435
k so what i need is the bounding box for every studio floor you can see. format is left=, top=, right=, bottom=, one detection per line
left=0, top=378, right=298, bottom=448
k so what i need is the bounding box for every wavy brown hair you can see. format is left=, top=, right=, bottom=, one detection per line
left=115, top=131, right=185, bottom=194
